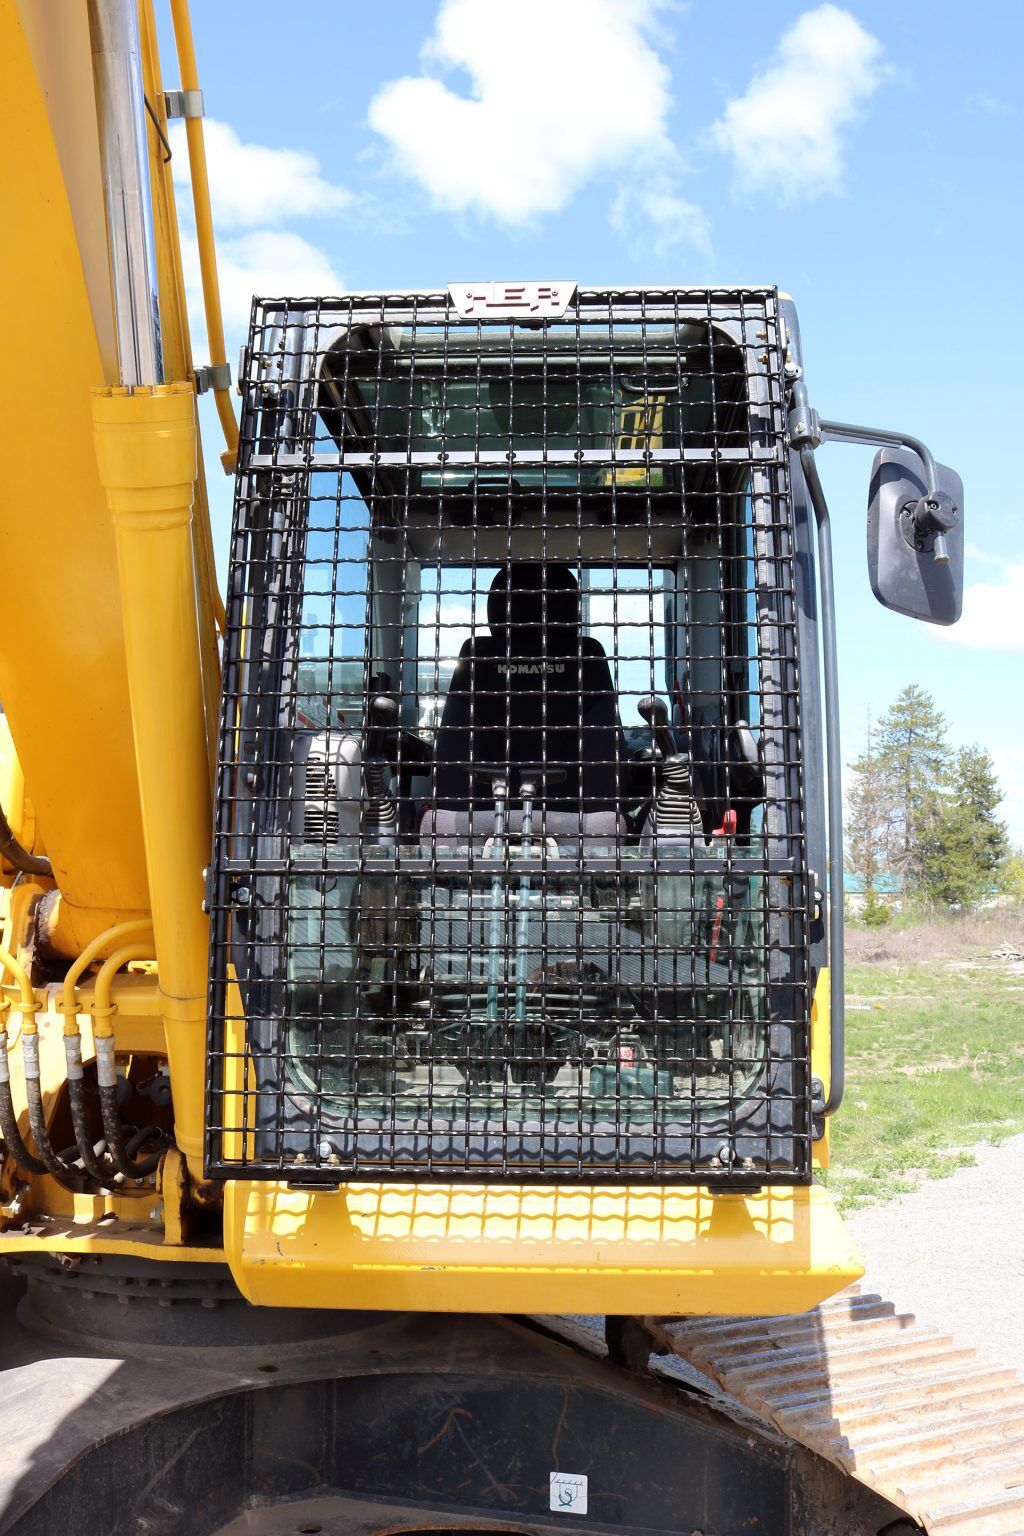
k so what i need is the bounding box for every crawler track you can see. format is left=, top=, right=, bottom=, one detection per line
left=645, top=1285, right=1024, bottom=1535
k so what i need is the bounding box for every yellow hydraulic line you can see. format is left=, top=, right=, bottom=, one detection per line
left=0, top=944, right=38, bottom=1024
left=59, top=919, right=156, bottom=1042
left=138, top=0, right=227, bottom=641
left=91, top=943, right=157, bottom=1039
left=167, top=0, right=240, bottom=472
left=137, top=0, right=225, bottom=762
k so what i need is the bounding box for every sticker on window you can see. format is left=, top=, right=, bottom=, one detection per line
left=550, top=1472, right=588, bottom=1514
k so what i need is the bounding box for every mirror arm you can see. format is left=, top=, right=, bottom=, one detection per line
left=786, top=381, right=940, bottom=498
left=797, top=443, right=845, bottom=1118
left=817, top=418, right=939, bottom=498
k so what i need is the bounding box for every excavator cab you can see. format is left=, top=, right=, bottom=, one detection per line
left=209, top=287, right=811, bottom=1185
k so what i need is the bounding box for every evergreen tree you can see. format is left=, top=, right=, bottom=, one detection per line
left=873, top=684, right=950, bottom=893
left=917, top=745, right=1009, bottom=909
left=846, top=713, right=893, bottom=917
left=1000, top=850, right=1024, bottom=903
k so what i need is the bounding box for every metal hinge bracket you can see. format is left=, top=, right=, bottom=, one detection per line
left=787, top=401, right=822, bottom=449
left=164, top=88, right=205, bottom=120
left=195, top=362, right=232, bottom=395
left=811, top=1076, right=827, bottom=1141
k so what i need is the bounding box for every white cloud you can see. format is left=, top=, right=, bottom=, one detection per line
left=966, top=91, right=1014, bottom=119
left=180, top=230, right=345, bottom=339
left=964, top=542, right=1004, bottom=568
left=367, top=0, right=680, bottom=226
left=710, top=4, right=885, bottom=200
left=171, top=121, right=347, bottom=354
left=611, top=177, right=713, bottom=259
left=170, top=119, right=351, bottom=229
left=937, top=562, right=1024, bottom=653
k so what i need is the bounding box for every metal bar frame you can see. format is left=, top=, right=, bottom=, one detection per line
left=206, top=287, right=815, bottom=1184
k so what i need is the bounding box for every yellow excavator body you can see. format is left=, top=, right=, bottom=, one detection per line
left=0, top=0, right=857, bottom=1313
left=5, top=8, right=1019, bottom=1536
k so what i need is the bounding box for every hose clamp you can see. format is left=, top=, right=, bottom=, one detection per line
left=163, top=88, right=204, bottom=120
left=64, top=1034, right=84, bottom=1082
left=21, top=1031, right=40, bottom=1081
left=94, top=1035, right=117, bottom=1090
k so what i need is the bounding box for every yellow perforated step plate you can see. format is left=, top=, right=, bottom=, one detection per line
left=225, top=1180, right=862, bottom=1314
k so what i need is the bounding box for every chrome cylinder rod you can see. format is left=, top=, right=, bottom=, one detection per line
left=88, top=0, right=163, bottom=387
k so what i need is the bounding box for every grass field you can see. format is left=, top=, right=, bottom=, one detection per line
left=822, top=907, right=1024, bottom=1210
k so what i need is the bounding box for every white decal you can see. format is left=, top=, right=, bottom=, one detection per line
left=550, top=1472, right=588, bottom=1515
left=449, top=281, right=577, bottom=320
left=498, top=662, right=567, bottom=676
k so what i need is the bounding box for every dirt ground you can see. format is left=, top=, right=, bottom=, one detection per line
left=845, top=1133, right=1024, bottom=1375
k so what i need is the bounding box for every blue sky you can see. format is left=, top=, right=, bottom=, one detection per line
left=158, top=0, right=1024, bottom=842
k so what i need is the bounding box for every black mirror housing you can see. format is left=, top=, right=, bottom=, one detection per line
left=867, top=446, right=964, bottom=625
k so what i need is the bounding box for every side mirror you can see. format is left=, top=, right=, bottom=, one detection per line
left=867, top=447, right=964, bottom=625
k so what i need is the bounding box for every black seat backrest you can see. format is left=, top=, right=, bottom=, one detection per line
left=433, top=564, right=626, bottom=814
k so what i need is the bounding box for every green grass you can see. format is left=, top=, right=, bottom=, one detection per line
left=821, top=942, right=1024, bottom=1211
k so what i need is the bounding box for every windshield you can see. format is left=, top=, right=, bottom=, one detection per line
left=208, top=288, right=809, bottom=1184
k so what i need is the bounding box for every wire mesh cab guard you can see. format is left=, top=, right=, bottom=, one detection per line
left=207, top=286, right=814, bottom=1185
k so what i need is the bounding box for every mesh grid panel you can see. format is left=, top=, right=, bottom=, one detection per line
left=207, top=286, right=813, bottom=1183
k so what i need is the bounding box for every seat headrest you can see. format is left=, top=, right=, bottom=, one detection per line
left=487, top=564, right=580, bottom=653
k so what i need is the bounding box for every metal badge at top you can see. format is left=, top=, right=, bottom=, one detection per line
left=448, top=281, right=577, bottom=320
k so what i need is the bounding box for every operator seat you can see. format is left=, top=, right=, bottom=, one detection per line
left=420, top=563, right=627, bottom=842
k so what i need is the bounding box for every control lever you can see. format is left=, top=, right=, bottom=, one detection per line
left=468, top=767, right=510, bottom=1022
left=365, top=694, right=399, bottom=756
left=362, top=695, right=399, bottom=841
left=637, top=695, right=679, bottom=762
left=637, top=698, right=703, bottom=838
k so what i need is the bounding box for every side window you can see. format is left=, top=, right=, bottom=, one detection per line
left=295, top=473, right=369, bottom=729
left=415, top=567, right=496, bottom=738
left=584, top=567, right=673, bottom=741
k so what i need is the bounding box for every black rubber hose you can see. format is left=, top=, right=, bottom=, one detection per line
left=0, top=1030, right=47, bottom=1176
left=0, top=803, right=52, bottom=880
left=98, top=1081, right=168, bottom=1179
left=22, top=1032, right=78, bottom=1189
left=66, top=1072, right=116, bottom=1186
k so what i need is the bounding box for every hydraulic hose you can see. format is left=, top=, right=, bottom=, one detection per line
left=22, top=1031, right=78, bottom=1189
left=167, top=0, right=239, bottom=471
left=0, top=801, right=52, bottom=880
left=0, top=945, right=46, bottom=1175
left=92, top=943, right=169, bottom=1179
left=60, top=920, right=156, bottom=1187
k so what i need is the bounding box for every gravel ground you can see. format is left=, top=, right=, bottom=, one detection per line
left=845, top=1133, right=1024, bottom=1375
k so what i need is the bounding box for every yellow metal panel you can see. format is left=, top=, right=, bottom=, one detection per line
left=225, top=1180, right=863, bottom=1315
left=0, top=2, right=150, bottom=932
left=91, top=384, right=213, bottom=1180
left=811, top=967, right=831, bottom=1168
left=12, top=0, right=118, bottom=381
left=0, top=720, right=38, bottom=869
left=0, top=1220, right=222, bottom=1264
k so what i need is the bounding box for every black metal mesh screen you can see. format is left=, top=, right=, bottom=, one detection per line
left=207, top=286, right=813, bottom=1183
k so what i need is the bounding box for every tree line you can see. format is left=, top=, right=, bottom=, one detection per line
left=845, top=683, right=1017, bottom=918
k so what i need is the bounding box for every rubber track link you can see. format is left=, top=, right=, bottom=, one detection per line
left=644, top=1285, right=1024, bottom=1535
